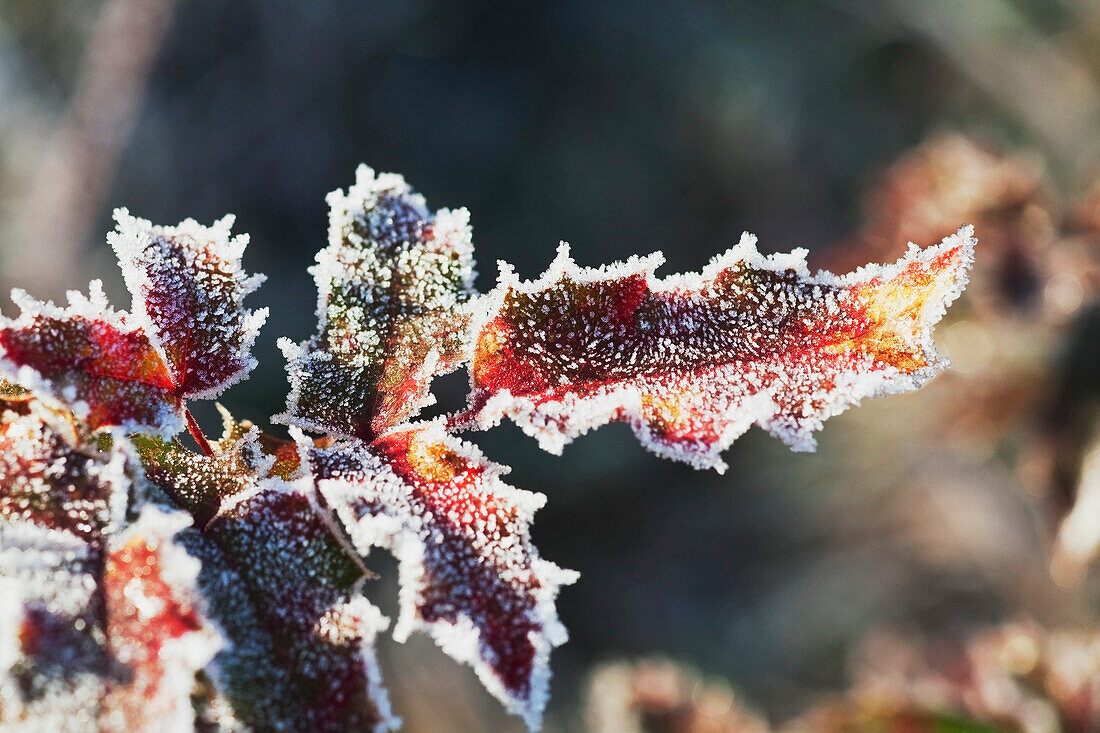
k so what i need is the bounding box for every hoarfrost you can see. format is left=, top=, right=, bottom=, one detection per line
left=0, top=410, right=218, bottom=732
left=136, top=433, right=399, bottom=732
left=275, top=165, right=476, bottom=440
left=108, top=209, right=268, bottom=400
left=0, top=283, right=183, bottom=435
left=466, top=227, right=976, bottom=472
left=306, top=420, right=577, bottom=730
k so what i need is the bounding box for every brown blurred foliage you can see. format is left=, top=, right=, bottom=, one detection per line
left=589, top=623, right=1100, bottom=733
left=820, top=623, right=1100, bottom=733
left=830, top=134, right=1100, bottom=585
left=586, top=660, right=771, bottom=733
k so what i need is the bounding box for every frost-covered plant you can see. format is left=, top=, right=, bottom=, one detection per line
left=0, top=166, right=975, bottom=731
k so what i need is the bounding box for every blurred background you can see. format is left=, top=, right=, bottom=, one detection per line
left=3, top=1, right=1100, bottom=730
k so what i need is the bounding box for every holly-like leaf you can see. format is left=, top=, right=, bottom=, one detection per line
left=308, top=420, right=578, bottom=730
left=465, top=227, right=976, bottom=471
left=0, top=409, right=219, bottom=732
left=108, top=210, right=268, bottom=399
left=135, top=431, right=398, bottom=732
left=0, top=212, right=267, bottom=436
left=0, top=283, right=181, bottom=434
left=276, top=165, right=476, bottom=440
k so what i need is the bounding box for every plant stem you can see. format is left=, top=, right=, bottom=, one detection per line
left=185, top=407, right=214, bottom=457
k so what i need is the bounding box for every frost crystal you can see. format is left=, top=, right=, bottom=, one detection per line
left=0, top=162, right=977, bottom=731
left=0, top=406, right=121, bottom=731
left=275, top=165, right=476, bottom=440
left=307, top=421, right=577, bottom=731
left=99, top=506, right=222, bottom=733
left=0, top=406, right=126, bottom=541
left=0, top=521, right=110, bottom=732
left=466, top=227, right=976, bottom=471
left=0, top=283, right=181, bottom=434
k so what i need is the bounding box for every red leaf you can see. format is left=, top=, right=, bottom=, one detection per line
left=275, top=166, right=476, bottom=440
left=109, top=210, right=268, bottom=399
left=1, top=212, right=266, bottom=435
left=464, top=227, right=976, bottom=471
left=100, top=507, right=222, bottom=733
left=0, top=283, right=181, bottom=433
left=308, top=421, right=577, bottom=730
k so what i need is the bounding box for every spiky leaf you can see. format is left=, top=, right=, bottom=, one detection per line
left=276, top=165, right=476, bottom=440
left=465, top=227, right=976, bottom=471
left=108, top=210, right=268, bottom=399
left=0, top=284, right=181, bottom=433
left=308, top=421, right=577, bottom=730
left=0, top=212, right=266, bottom=436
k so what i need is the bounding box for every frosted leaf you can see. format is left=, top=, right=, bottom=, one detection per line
left=0, top=211, right=266, bottom=436
left=136, top=433, right=398, bottom=733
left=465, top=227, right=976, bottom=472
left=99, top=506, right=222, bottom=733
left=0, top=407, right=127, bottom=542
left=0, top=282, right=182, bottom=434
left=308, top=420, right=578, bottom=730
left=0, top=406, right=120, bottom=729
left=0, top=412, right=217, bottom=733
left=108, top=210, right=268, bottom=400
left=132, top=421, right=261, bottom=528
left=275, top=165, right=476, bottom=440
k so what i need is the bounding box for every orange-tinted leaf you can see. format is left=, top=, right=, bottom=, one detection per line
left=275, top=166, right=476, bottom=440
left=309, top=421, right=577, bottom=730
left=465, top=227, right=976, bottom=471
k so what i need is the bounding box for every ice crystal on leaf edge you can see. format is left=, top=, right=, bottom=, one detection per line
left=302, top=419, right=578, bottom=730
left=0, top=209, right=269, bottom=439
